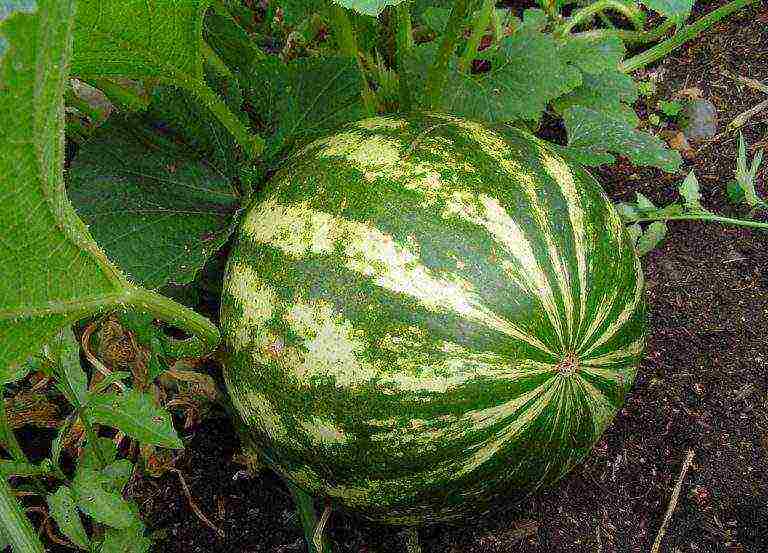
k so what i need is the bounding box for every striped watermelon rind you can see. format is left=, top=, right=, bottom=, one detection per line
left=221, top=113, right=645, bottom=524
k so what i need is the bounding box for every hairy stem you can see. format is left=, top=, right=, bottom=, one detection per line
left=394, top=3, right=414, bottom=110
left=631, top=213, right=768, bottom=229
left=330, top=4, right=376, bottom=115
left=123, top=287, right=221, bottom=357
left=424, top=0, right=472, bottom=109
left=574, top=19, right=676, bottom=44
left=458, top=0, right=495, bottom=73
left=620, top=0, right=757, bottom=73
left=202, top=40, right=234, bottom=78
left=559, top=0, right=645, bottom=35
left=0, top=477, right=45, bottom=553
left=171, top=70, right=263, bottom=159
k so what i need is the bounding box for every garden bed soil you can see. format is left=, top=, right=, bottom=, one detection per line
left=109, top=2, right=768, bottom=552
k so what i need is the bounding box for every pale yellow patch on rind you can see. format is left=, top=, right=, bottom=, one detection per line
left=579, top=256, right=644, bottom=357
left=224, top=262, right=278, bottom=351
left=355, top=116, right=408, bottom=130
left=245, top=200, right=552, bottom=357
left=541, top=153, right=589, bottom=346
left=300, top=416, right=349, bottom=445
left=284, top=299, right=378, bottom=387
left=443, top=192, right=560, bottom=353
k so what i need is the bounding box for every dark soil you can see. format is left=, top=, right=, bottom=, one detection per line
left=75, top=2, right=768, bottom=552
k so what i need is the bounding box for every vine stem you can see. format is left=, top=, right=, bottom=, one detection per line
left=620, top=0, right=757, bottom=73
left=458, top=0, right=495, bottom=73
left=201, top=40, right=234, bottom=79
left=285, top=480, right=331, bottom=553
left=630, top=213, right=768, bottom=229
left=558, top=0, right=645, bottom=36
left=122, top=286, right=221, bottom=357
left=424, top=0, right=472, bottom=109
left=0, top=476, right=45, bottom=553
left=330, top=4, right=376, bottom=116
left=394, top=3, right=414, bottom=110
left=574, top=19, right=675, bottom=44
left=172, top=68, right=264, bottom=159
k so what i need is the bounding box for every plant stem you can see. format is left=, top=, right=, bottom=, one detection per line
left=558, top=0, right=645, bottom=36
left=575, top=19, right=675, bottom=44
left=330, top=4, right=376, bottom=116
left=286, top=481, right=331, bottom=553
left=171, top=69, right=264, bottom=159
left=394, top=3, right=414, bottom=110
left=424, top=0, right=471, bottom=109
left=202, top=40, right=234, bottom=79
left=0, top=476, right=45, bottom=553
left=620, top=0, right=756, bottom=73
left=124, top=287, right=221, bottom=357
left=632, top=213, right=768, bottom=230
left=458, top=0, right=495, bottom=73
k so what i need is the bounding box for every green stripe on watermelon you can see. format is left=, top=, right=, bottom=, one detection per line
left=220, top=113, right=645, bottom=524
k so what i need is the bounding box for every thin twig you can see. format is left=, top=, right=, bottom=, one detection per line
left=728, top=98, right=768, bottom=132
left=651, top=449, right=695, bottom=553
left=81, top=322, right=126, bottom=392
left=170, top=468, right=225, bottom=538
left=724, top=71, right=768, bottom=94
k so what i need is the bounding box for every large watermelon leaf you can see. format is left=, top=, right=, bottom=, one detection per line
left=245, top=56, right=366, bottom=162
left=70, top=0, right=211, bottom=80
left=561, top=106, right=682, bottom=171
left=407, top=29, right=582, bottom=123
left=0, top=0, right=129, bottom=376
left=333, top=0, right=408, bottom=17
left=67, top=117, right=241, bottom=290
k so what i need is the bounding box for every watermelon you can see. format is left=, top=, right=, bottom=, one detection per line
left=220, top=113, right=645, bottom=524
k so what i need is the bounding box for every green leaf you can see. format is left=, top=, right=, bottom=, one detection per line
left=246, top=56, right=366, bottom=163
left=72, top=468, right=139, bottom=529
left=636, top=221, right=668, bottom=256
left=70, top=0, right=211, bottom=81
left=658, top=99, right=683, bottom=117
left=553, top=56, right=639, bottom=127
left=639, top=0, right=693, bottom=24
left=46, top=327, right=88, bottom=406
left=0, top=353, right=37, bottom=385
left=635, top=192, right=657, bottom=212
left=333, top=0, right=408, bottom=17
left=51, top=414, right=76, bottom=468
left=556, top=35, right=625, bottom=75
left=726, top=179, right=745, bottom=205
left=67, top=117, right=240, bottom=290
left=0, top=0, right=133, bottom=381
left=79, top=437, right=119, bottom=472
left=421, top=7, right=452, bottom=32
left=561, top=106, right=682, bottom=171
left=626, top=223, right=642, bottom=247
left=100, top=521, right=152, bottom=553
left=678, top=171, right=703, bottom=210
left=409, top=29, right=581, bottom=123
left=101, top=460, right=134, bottom=493
left=615, top=202, right=641, bottom=221
left=0, top=460, right=42, bottom=479
left=47, top=486, right=90, bottom=550
left=88, top=389, right=183, bottom=449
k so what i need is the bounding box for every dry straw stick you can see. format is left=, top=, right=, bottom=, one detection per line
left=651, top=449, right=696, bottom=553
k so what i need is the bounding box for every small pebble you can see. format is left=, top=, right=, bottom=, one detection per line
left=681, top=99, right=718, bottom=141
